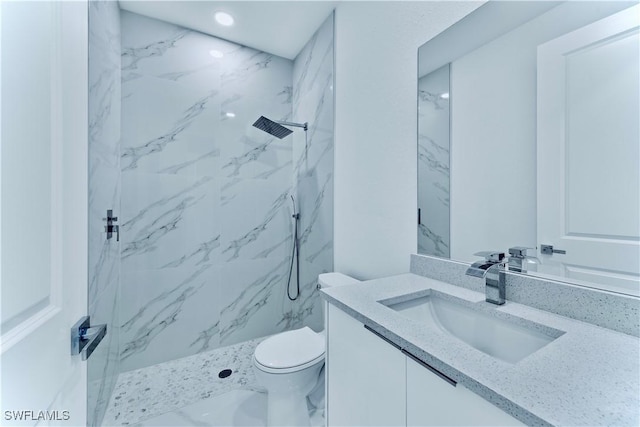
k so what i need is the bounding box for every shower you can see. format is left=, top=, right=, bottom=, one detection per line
left=252, top=115, right=308, bottom=139
left=81, top=3, right=334, bottom=423
left=252, top=115, right=308, bottom=301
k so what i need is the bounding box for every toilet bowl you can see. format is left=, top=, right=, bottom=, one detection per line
left=253, top=273, right=360, bottom=426
left=253, top=327, right=325, bottom=426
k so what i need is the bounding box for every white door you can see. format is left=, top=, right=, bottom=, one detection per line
left=1, top=1, right=88, bottom=425
left=537, top=4, right=640, bottom=296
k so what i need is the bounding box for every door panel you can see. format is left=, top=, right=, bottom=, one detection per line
left=1, top=1, right=88, bottom=424
left=565, top=30, right=639, bottom=239
left=1, top=0, right=54, bottom=339
left=537, top=5, right=640, bottom=296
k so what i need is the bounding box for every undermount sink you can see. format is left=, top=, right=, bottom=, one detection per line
left=383, top=293, right=561, bottom=363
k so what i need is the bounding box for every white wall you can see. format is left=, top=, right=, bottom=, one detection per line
left=333, top=1, right=484, bottom=280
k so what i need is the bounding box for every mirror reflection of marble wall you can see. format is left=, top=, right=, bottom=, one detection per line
left=417, top=64, right=450, bottom=258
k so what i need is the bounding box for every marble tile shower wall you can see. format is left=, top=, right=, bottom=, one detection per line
left=88, top=1, right=121, bottom=426
left=417, top=66, right=450, bottom=257
left=118, top=11, right=334, bottom=372
left=290, top=14, right=335, bottom=332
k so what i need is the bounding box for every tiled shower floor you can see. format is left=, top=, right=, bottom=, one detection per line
left=132, top=389, right=324, bottom=427
left=132, top=390, right=267, bottom=426
left=102, top=338, right=324, bottom=426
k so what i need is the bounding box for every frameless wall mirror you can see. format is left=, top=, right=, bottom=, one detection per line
left=417, top=1, right=640, bottom=297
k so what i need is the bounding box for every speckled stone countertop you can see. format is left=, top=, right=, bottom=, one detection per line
left=321, top=273, right=640, bottom=426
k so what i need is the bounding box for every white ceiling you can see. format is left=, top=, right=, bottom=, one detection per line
left=118, top=1, right=338, bottom=60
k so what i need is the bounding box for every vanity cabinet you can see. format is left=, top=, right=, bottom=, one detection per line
left=326, top=303, right=406, bottom=426
left=406, top=357, right=524, bottom=426
left=326, top=303, right=524, bottom=427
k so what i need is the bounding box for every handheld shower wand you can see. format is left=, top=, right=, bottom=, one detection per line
left=287, top=195, right=300, bottom=301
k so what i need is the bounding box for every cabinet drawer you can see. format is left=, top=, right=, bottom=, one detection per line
left=407, top=357, right=524, bottom=426
left=327, top=304, right=406, bottom=426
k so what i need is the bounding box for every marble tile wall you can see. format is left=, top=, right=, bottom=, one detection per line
left=417, top=64, right=450, bottom=257
left=88, top=1, right=122, bottom=425
left=118, top=10, right=334, bottom=373
left=289, top=13, right=335, bottom=332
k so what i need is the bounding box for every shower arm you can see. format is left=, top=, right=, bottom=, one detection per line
left=276, top=120, right=308, bottom=131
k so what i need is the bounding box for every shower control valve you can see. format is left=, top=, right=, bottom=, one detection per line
left=103, top=209, right=120, bottom=242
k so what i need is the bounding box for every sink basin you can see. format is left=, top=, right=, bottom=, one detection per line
left=383, top=293, right=560, bottom=363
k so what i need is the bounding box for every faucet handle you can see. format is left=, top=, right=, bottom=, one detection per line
left=473, top=251, right=505, bottom=262
left=508, top=247, right=534, bottom=258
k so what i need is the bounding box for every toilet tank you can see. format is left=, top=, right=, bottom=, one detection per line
left=318, top=273, right=360, bottom=335
left=318, top=272, right=360, bottom=289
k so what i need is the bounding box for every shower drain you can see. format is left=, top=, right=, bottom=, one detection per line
left=218, top=369, right=232, bottom=379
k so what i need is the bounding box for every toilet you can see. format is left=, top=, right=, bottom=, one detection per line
left=252, top=272, right=360, bottom=426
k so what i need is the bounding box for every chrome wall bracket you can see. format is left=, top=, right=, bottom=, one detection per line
left=71, top=316, right=107, bottom=361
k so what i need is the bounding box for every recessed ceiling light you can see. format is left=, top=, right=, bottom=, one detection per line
left=209, top=49, right=224, bottom=59
left=214, top=11, right=234, bottom=26
left=440, top=92, right=450, bottom=99
left=225, top=112, right=236, bottom=118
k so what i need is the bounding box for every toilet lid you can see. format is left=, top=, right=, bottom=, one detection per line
left=254, top=327, right=325, bottom=369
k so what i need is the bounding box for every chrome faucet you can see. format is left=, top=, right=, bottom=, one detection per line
left=507, top=246, right=540, bottom=273
left=466, top=251, right=506, bottom=305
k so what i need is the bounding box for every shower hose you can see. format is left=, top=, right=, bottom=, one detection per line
left=287, top=195, right=300, bottom=301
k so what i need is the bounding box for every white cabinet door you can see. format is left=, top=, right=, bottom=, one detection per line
left=537, top=4, right=640, bottom=295
left=326, top=304, right=406, bottom=427
left=1, top=1, right=88, bottom=424
left=407, top=357, right=523, bottom=426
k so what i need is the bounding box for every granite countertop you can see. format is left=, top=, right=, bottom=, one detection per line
left=321, top=273, right=640, bottom=426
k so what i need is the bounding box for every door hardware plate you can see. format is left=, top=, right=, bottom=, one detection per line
left=71, top=316, right=107, bottom=360
left=541, top=244, right=566, bottom=255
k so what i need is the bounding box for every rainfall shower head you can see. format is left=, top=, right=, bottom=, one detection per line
left=252, top=116, right=293, bottom=139
left=252, top=116, right=308, bottom=139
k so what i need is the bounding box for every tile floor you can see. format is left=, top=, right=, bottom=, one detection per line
left=132, top=389, right=324, bottom=427
left=102, top=337, right=324, bottom=426
left=133, top=390, right=266, bottom=426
